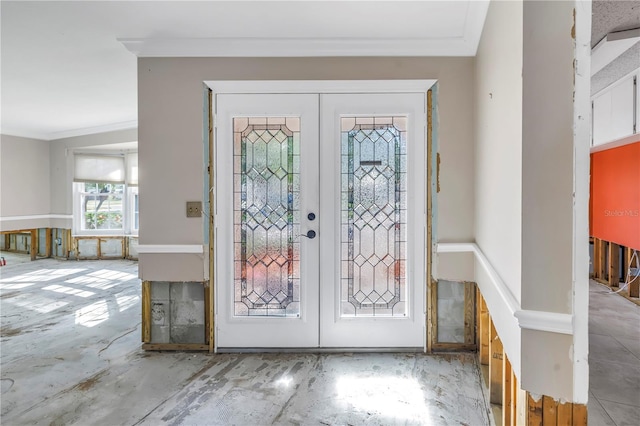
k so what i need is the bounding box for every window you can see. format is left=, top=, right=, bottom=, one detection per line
left=73, top=153, right=138, bottom=235
left=79, top=183, right=124, bottom=230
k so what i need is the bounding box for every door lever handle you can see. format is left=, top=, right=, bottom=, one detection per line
left=300, top=230, right=316, bottom=239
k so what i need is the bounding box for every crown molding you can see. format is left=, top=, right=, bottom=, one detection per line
left=1, top=121, right=138, bottom=142
left=120, top=36, right=477, bottom=58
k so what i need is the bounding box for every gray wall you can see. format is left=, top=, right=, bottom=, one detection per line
left=48, top=128, right=137, bottom=229
left=0, top=134, right=51, bottom=230
left=137, top=57, right=476, bottom=281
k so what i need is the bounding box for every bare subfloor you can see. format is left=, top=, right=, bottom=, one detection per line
left=587, top=280, right=640, bottom=426
left=1, top=257, right=491, bottom=425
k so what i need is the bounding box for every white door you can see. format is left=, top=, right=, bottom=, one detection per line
left=215, top=92, right=425, bottom=349
left=319, top=93, right=426, bottom=348
left=215, top=94, right=320, bottom=348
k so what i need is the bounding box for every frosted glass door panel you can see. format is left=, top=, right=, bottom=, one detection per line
left=216, top=94, right=319, bottom=348
left=341, top=117, right=408, bottom=317
left=233, top=117, right=301, bottom=317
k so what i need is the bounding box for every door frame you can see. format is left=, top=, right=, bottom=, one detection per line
left=205, top=80, right=436, bottom=353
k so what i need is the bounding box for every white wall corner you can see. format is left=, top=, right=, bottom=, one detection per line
left=571, top=0, right=592, bottom=405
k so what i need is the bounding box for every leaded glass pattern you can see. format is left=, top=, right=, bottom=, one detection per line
left=233, top=117, right=301, bottom=317
left=341, top=117, right=408, bottom=317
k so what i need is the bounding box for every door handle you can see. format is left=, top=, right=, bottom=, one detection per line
left=307, top=212, right=316, bottom=221
left=300, top=230, right=316, bottom=239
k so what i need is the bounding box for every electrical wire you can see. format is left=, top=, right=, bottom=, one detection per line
left=607, top=249, right=639, bottom=295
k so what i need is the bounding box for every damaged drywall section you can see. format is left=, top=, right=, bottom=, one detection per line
left=148, top=281, right=206, bottom=345
left=70, top=235, right=139, bottom=260
left=431, top=279, right=476, bottom=351
left=437, top=280, right=466, bottom=343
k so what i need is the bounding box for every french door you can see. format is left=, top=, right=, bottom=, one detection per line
left=215, top=90, right=426, bottom=349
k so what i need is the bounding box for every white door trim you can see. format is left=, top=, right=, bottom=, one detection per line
left=211, top=80, right=432, bottom=351
left=205, top=80, right=436, bottom=95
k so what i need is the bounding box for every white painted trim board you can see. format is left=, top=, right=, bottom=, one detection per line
left=437, top=242, right=574, bottom=335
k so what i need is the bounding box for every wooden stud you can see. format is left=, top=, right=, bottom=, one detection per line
left=598, top=240, right=609, bottom=280
left=542, top=395, right=558, bottom=426
left=489, top=318, right=503, bottom=405
left=431, top=343, right=477, bottom=351
left=510, top=367, right=518, bottom=426
left=208, top=87, right=216, bottom=354
left=516, top=387, right=528, bottom=426
left=592, top=238, right=600, bottom=279
left=142, top=343, right=209, bottom=351
left=479, top=295, right=490, bottom=365
left=502, top=353, right=513, bottom=426
left=557, top=401, right=573, bottom=426
left=141, top=281, right=151, bottom=343
left=528, top=394, right=543, bottom=426
left=476, top=287, right=481, bottom=349
left=425, top=89, right=434, bottom=354
left=596, top=238, right=607, bottom=279
left=204, top=282, right=211, bottom=345
left=628, top=248, right=639, bottom=298
left=29, top=229, right=37, bottom=261
left=429, top=279, right=438, bottom=348
left=571, top=403, right=587, bottom=426
left=608, top=242, right=620, bottom=288
left=45, top=228, right=52, bottom=258
left=464, top=282, right=476, bottom=345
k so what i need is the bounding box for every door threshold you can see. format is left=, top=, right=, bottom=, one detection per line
left=216, top=347, right=425, bottom=354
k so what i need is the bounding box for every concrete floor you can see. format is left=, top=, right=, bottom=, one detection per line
left=3, top=256, right=638, bottom=425
left=587, top=280, right=640, bottom=426
left=1, top=256, right=492, bottom=425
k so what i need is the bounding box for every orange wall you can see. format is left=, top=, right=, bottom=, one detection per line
left=590, top=140, right=640, bottom=250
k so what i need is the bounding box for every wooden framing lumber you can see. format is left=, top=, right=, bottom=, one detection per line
left=30, top=229, right=37, bottom=261
left=596, top=238, right=607, bottom=279
left=45, top=228, right=52, bottom=258
left=510, top=366, right=518, bottom=426
left=425, top=88, right=434, bottom=354
left=502, top=354, right=513, bottom=426
left=557, top=399, right=573, bottom=425
left=479, top=294, right=490, bottom=365
left=464, top=282, right=475, bottom=345
left=142, top=343, right=209, bottom=351
left=489, top=318, right=503, bottom=405
left=528, top=394, right=543, bottom=426
left=608, top=242, right=620, bottom=287
left=431, top=343, right=477, bottom=351
left=543, top=395, right=558, bottom=426
left=428, top=278, right=438, bottom=351
left=204, top=282, right=211, bottom=345
left=141, top=281, right=151, bottom=343
left=628, top=247, right=639, bottom=298
left=571, top=403, right=587, bottom=426
left=208, top=87, right=216, bottom=353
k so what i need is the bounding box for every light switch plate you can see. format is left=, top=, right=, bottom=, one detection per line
left=186, top=201, right=202, bottom=218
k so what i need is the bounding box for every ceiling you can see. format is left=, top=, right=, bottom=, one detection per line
left=591, top=1, right=640, bottom=94
left=1, top=0, right=489, bottom=141
left=1, top=1, right=637, bottom=142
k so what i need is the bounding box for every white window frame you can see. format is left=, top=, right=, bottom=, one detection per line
left=72, top=151, right=139, bottom=236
